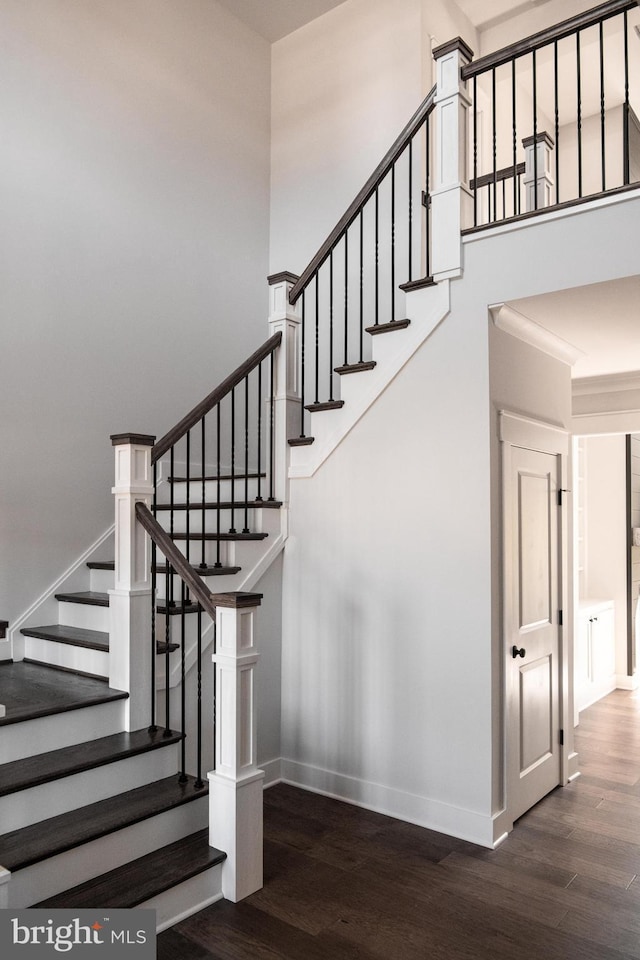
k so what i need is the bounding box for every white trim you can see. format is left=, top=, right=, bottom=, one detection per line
left=8, top=526, right=115, bottom=653
left=490, top=303, right=583, bottom=367
left=280, top=758, right=498, bottom=848
left=499, top=410, right=569, bottom=455
left=463, top=185, right=640, bottom=244
left=616, top=674, right=638, bottom=691
left=261, top=757, right=282, bottom=787
left=573, top=372, right=640, bottom=397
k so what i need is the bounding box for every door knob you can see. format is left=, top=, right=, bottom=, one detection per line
left=512, top=645, right=526, bottom=659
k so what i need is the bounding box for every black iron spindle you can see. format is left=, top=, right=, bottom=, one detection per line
left=600, top=22, right=606, bottom=192
left=533, top=49, right=538, bottom=210
left=256, top=361, right=263, bottom=501
left=425, top=114, right=431, bottom=276
left=269, top=348, right=275, bottom=500
left=359, top=210, right=364, bottom=362
left=329, top=251, right=335, bottom=398
left=169, top=447, right=175, bottom=608
left=216, top=403, right=221, bottom=567
left=229, top=387, right=236, bottom=534
left=408, top=137, right=413, bottom=281
left=374, top=187, right=380, bottom=324
left=473, top=76, right=478, bottom=226
left=554, top=40, right=560, bottom=204
left=185, top=432, right=191, bottom=607
left=492, top=67, right=497, bottom=222
left=624, top=10, right=630, bottom=185
left=150, top=463, right=158, bottom=732
left=576, top=30, right=583, bottom=198
left=314, top=275, right=320, bottom=404
left=512, top=59, right=518, bottom=217
left=179, top=578, right=187, bottom=781
left=195, top=606, right=204, bottom=788
left=343, top=234, right=349, bottom=364
left=200, top=418, right=206, bottom=570
left=299, top=290, right=306, bottom=436
left=391, top=163, right=396, bottom=321
left=243, top=375, right=250, bottom=533
left=164, top=563, right=171, bottom=737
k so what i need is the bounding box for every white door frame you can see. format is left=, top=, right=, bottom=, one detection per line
left=499, top=411, right=577, bottom=832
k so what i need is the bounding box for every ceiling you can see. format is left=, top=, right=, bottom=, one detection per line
left=507, top=276, right=640, bottom=380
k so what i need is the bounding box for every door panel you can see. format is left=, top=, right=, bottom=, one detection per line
left=506, top=446, right=561, bottom=823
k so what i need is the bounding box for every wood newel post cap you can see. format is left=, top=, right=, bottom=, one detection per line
left=522, top=131, right=555, bottom=149
left=432, top=37, right=474, bottom=62
left=211, top=591, right=263, bottom=609
left=267, top=271, right=300, bottom=286
left=110, top=433, right=156, bottom=447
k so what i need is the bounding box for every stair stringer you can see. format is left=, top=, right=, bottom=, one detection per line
left=6, top=527, right=115, bottom=663
left=289, top=279, right=450, bottom=478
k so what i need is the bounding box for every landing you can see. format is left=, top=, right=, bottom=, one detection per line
left=0, top=661, right=127, bottom=726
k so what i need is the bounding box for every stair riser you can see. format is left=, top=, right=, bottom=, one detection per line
left=0, top=743, right=182, bottom=833
left=6, top=795, right=209, bottom=908
left=58, top=601, right=109, bottom=632
left=142, top=865, right=224, bottom=933
left=155, top=507, right=280, bottom=537
left=89, top=568, right=115, bottom=593
left=23, top=637, right=108, bottom=680
left=162, top=478, right=267, bottom=504
left=1, top=700, right=127, bottom=765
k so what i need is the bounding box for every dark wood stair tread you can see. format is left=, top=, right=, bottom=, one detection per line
left=399, top=276, right=436, bottom=292
left=154, top=500, right=282, bottom=511
left=0, top=728, right=183, bottom=798
left=365, top=319, right=411, bottom=335
left=171, top=532, right=268, bottom=541
left=156, top=601, right=202, bottom=616
left=169, top=472, right=266, bottom=483
left=334, top=361, right=376, bottom=375
left=0, top=662, right=127, bottom=727
left=288, top=436, right=315, bottom=446
left=88, top=561, right=242, bottom=577
left=0, top=775, right=207, bottom=872
left=305, top=400, right=345, bottom=412
left=20, top=624, right=108, bottom=652
left=55, top=591, right=109, bottom=607
left=35, top=828, right=225, bottom=909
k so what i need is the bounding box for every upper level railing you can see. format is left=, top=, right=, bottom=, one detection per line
left=287, top=86, right=436, bottom=441
left=463, top=0, right=639, bottom=228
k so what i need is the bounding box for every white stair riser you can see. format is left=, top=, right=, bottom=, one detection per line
left=0, top=742, right=181, bottom=832
left=23, top=637, right=108, bottom=679
left=144, top=865, right=224, bottom=932
left=155, top=507, right=279, bottom=537
left=0, top=700, right=127, bottom=765
left=162, top=478, right=268, bottom=504
left=58, top=601, right=109, bottom=632
left=7, top=795, right=209, bottom=907
left=89, top=569, right=115, bottom=592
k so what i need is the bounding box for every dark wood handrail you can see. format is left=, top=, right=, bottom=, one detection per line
left=135, top=502, right=217, bottom=620
left=152, top=331, right=282, bottom=463
left=289, top=84, right=437, bottom=305
left=463, top=0, right=638, bottom=79
left=470, top=162, right=525, bottom=190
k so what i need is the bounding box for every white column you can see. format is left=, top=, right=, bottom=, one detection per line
left=430, top=37, right=474, bottom=280
left=523, top=131, right=554, bottom=211
left=208, top=591, right=264, bottom=903
left=109, top=433, right=155, bottom=732
left=267, top=272, right=302, bottom=503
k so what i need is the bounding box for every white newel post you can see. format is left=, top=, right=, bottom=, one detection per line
left=431, top=37, right=474, bottom=280
left=523, top=131, right=555, bottom=211
left=109, top=433, right=155, bottom=732
left=267, top=272, right=302, bottom=503
left=209, top=591, right=264, bottom=902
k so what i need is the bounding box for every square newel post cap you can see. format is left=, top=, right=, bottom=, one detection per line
left=522, top=131, right=555, bottom=150
left=211, top=592, right=263, bottom=609
left=268, top=271, right=300, bottom=287
left=432, top=37, right=474, bottom=63
left=111, top=433, right=156, bottom=447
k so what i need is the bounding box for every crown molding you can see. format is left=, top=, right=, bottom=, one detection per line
left=490, top=303, right=584, bottom=367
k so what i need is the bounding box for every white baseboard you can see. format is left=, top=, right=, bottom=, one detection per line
left=279, top=757, right=496, bottom=848
left=616, top=674, right=638, bottom=691
left=261, top=757, right=282, bottom=788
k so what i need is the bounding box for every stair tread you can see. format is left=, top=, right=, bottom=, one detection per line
left=0, top=728, right=183, bottom=798
left=334, top=361, right=377, bottom=375
left=154, top=499, right=282, bottom=511
left=288, top=436, right=315, bottom=446
left=305, top=400, right=345, bottom=412
left=156, top=601, right=202, bottom=616
left=365, top=318, right=411, bottom=334
left=0, top=662, right=127, bottom=727
left=35, top=828, right=224, bottom=909
left=0, top=774, right=207, bottom=872
left=169, top=472, right=266, bottom=483
left=171, top=532, right=268, bottom=541
left=20, top=624, right=109, bottom=651
left=88, top=561, right=242, bottom=577
left=55, top=591, right=109, bottom=607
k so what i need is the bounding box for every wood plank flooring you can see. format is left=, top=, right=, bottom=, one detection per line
left=159, top=689, right=640, bottom=959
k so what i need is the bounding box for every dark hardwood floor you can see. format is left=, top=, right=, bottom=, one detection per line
left=159, top=689, right=640, bottom=959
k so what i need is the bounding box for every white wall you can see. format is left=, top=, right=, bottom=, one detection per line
left=0, top=0, right=271, bottom=623
left=269, top=0, right=477, bottom=273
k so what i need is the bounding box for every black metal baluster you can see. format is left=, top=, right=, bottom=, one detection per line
left=195, top=606, right=203, bottom=788
left=359, top=210, right=364, bottom=362
left=408, top=137, right=413, bottom=281
left=533, top=49, right=538, bottom=210
left=179, top=578, right=187, bottom=780
left=314, top=275, right=320, bottom=404
left=554, top=40, right=560, bottom=203
left=343, top=235, right=349, bottom=363
left=492, top=67, right=497, bottom=222
left=374, top=187, right=380, bottom=324
left=215, top=405, right=221, bottom=567
left=329, top=251, right=335, bottom=398
left=164, top=563, right=171, bottom=737
left=200, top=418, right=206, bottom=570
left=512, top=59, right=518, bottom=217
left=600, top=21, right=606, bottom=192
left=299, top=290, right=306, bottom=437
left=169, top=447, right=175, bottom=609
left=229, top=387, right=236, bottom=534
left=473, top=76, right=478, bottom=226
left=502, top=178, right=506, bottom=220
left=391, top=163, right=396, bottom=321
left=185, top=431, right=191, bottom=607
left=257, top=362, right=263, bottom=501
left=243, top=375, right=249, bottom=533
left=425, top=114, right=431, bottom=276
left=576, top=30, right=582, bottom=199
left=269, top=348, right=275, bottom=500
left=624, top=10, right=630, bottom=185
left=149, top=463, right=158, bottom=732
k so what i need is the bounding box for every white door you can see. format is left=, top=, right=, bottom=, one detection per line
left=505, top=444, right=562, bottom=823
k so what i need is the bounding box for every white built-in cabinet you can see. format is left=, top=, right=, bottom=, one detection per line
left=575, top=599, right=616, bottom=714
